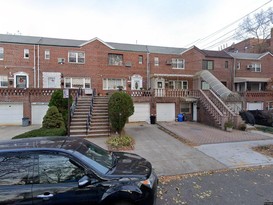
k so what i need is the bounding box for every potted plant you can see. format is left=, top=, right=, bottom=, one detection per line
left=224, top=120, right=233, bottom=132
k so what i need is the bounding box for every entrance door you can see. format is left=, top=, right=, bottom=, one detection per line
left=131, top=75, right=143, bottom=90
left=16, top=75, right=27, bottom=88
left=193, top=103, right=197, bottom=121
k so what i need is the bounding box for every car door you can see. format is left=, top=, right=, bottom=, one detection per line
left=0, top=153, right=34, bottom=204
left=32, top=152, right=107, bottom=205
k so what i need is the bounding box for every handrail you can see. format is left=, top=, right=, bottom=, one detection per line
left=86, top=95, right=94, bottom=135
left=199, top=89, right=223, bottom=126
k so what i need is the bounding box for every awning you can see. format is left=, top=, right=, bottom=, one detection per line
left=234, top=77, right=271, bottom=83
left=151, top=74, right=194, bottom=78
left=181, top=97, right=198, bottom=102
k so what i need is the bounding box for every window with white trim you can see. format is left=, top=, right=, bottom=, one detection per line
left=64, top=77, right=91, bottom=88
left=172, top=58, right=184, bottom=69
left=0, top=75, right=8, bottom=87
left=0, top=47, right=4, bottom=60
left=103, top=78, right=126, bottom=90
left=108, top=54, right=123, bottom=66
left=169, top=80, right=188, bottom=89
left=250, top=63, right=261, bottom=72
left=154, top=57, right=159, bottom=66
left=180, top=103, right=191, bottom=113
left=138, top=55, right=143, bottom=64
left=68, top=52, right=85, bottom=63
left=24, top=49, right=29, bottom=59
left=45, top=50, right=50, bottom=60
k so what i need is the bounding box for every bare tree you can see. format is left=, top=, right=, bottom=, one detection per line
left=235, top=8, right=273, bottom=52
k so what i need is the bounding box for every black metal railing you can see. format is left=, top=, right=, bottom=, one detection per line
left=86, top=95, right=94, bottom=135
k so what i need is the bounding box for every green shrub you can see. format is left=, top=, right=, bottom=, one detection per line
left=106, top=135, right=134, bottom=149
left=48, top=90, right=72, bottom=128
left=108, top=92, right=134, bottom=135
left=12, top=127, right=66, bottom=139
left=42, top=106, right=65, bottom=129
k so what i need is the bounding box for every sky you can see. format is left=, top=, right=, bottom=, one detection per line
left=1, top=0, right=272, bottom=50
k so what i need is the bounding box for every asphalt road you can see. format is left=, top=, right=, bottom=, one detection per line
left=157, top=166, right=273, bottom=205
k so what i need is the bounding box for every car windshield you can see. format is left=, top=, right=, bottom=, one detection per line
left=75, top=140, right=114, bottom=173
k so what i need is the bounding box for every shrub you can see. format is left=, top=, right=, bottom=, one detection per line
left=108, top=92, right=134, bottom=135
left=224, top=120, right=233, bottom=128
left=12, top=127, right=66, bottom=139
left=48, top=90, right=72, bottom=128
left=42, top=106, right=65, bottom=129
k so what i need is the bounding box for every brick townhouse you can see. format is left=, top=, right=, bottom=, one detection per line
left=0, top=34, right=273, bottom=130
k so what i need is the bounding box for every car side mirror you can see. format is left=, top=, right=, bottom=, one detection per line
left=78, top=175, right=91, bottom=188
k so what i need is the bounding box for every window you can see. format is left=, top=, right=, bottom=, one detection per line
left=0, top=154, right=33, bottom=185
left=64, top=77, right=91, bottom=89
left=0, top=47, right=4, bottom=60
left=138, top=55, right=143, bottom=64
left=201, top=81, right=210, bottom=90
left=168, top=80, right=188, bottom=89
left=172, top=59, right=184, bottom=69
left=45, top=50, right=50, bottom=60
left=37, top=154, right=85, bottom=184
left=154, top=57, right=159, bottom=66
left=202, top=60, right=214, bottom=70
left=108, top=54, right=123, bottom=66
left=225, top=61, right=228, bottom=68
left=250, top=63, right=261, bottom=72
left=68, top=51, right=85, bottom=63
left=0, top=75, right=8, bottom=87
left=58, top=58, right=65, bottom=64
left=237, top=62, right=241, bottom=70
left=181, top=103, right=191, bottom=113
left=24, top=49, right=29, bottom=59
left=103, top=78, right=126, bottom=90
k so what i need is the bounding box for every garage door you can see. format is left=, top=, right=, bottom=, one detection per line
left=129, top=103, right=150, bottom=122
left=31, top=103, right=49, bottom=124
left=0, top=103, right=23, bottom=125
left=247, top=102, right=263, bottom=110
left=156, top=103, right=175, bottom=121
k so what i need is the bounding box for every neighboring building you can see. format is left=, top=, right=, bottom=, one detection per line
left=0, top=34, right=272, bottom=129
left=226, top=28, right=273, bottom=53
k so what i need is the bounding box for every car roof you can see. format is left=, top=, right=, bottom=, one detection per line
left=0, top=137, right=86, bottom=152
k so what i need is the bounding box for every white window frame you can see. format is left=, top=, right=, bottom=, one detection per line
left=45, top=50, right=50, bottom=60
left=169, top=80, right=188, bottom=89
left=0, top=75, right=8, bottom=87
left=108, top=54, right=123, bottom=66
left=172, top=58, right=185, bottom=69
left=251, top=63, right=261, bottom=72
left=64, top=77, right=91, bottom=88
left=24, top=49, right=29, bottom=59
left=68, top=51, right=85, bottom=64
left=154, top=57, right=159, bottom=66
left=138, top=55, right=143, bottom=64
left=103, top=78, right=126, bottom=90
left=0, top=47, right=4, bottom=60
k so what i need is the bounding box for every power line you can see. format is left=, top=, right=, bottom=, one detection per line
left=183, top=0, right=272, bottom=48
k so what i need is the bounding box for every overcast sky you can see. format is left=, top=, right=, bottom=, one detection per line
left=1, top=0, right=272, bottom=50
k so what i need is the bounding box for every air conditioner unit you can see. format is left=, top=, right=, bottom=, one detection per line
left=125, top=62, right=132, bottom=67
left=246, top=64, right=253, bottom=69
left=166, top=60, right=172, bottom=65
left=58, top=58, right=65, bottom=64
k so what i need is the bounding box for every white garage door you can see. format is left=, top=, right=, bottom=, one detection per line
left=156, top=103, right=175, bottom=121
left=0, top=103, right=23, bottom=125
left=31, top=103, right=49, bottom=124
left=129, top=103, right=150, bottom=122
left=247, top=102, right=263, bottom=110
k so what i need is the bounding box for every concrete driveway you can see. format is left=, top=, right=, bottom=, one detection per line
left=0, top=125, right=41, bottom=140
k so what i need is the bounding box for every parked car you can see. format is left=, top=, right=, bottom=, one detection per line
left=249, top=110, right=273, bottom=127
left=0, top=137, right=158, bottom=205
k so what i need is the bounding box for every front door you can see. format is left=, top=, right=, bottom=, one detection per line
left=131, top=75, right=143, bottom=90
left=16, top=75, right=27, bottom=88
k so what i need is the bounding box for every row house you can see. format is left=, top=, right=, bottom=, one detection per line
left=0, top=34, right=272, bottom=129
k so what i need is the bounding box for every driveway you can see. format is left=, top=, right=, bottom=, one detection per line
left=0, top=125, right=41, bottom=140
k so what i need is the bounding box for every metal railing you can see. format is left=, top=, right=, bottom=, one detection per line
left=86, top=95, right=94, bottom=135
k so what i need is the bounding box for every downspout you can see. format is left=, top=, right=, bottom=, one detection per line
left=37, top=44, right=40, bottom=88
left=146, top=46, right=150, bottom=89
left=33, top=45, right=36, bottom=88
